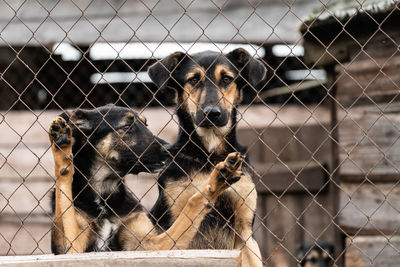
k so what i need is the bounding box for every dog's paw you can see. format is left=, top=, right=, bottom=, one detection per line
left=49, top=117, right=72, bottom=148
left=215, top=152, right=243, bottom=186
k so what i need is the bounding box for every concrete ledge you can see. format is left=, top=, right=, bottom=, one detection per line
left=0, top=250, right=241, bottom=267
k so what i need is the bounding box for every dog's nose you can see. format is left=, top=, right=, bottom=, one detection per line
left=203, top=106, right=222, bottom=121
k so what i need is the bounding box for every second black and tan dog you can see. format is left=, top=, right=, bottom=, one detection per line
left=148, top=48, right=267, bottom=266
left=49, top=104, right=244, bottom=254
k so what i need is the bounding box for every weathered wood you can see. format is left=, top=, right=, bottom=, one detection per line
left=263, top=194, right=304, bottom=267
left=339, top=183, right=400, bottom=235
left=260, top=122, right=331, bottom=165
left=254, top=161, right=328, bottom=194
left=338, top=102, right=400, bottom=182
left=0, top=147, right=53, bottom=180
left=336, top=54, right=400, bottom=100
left=237, top=127, right=265, bottom=163
left=0, top=0, right=320, bottom=45
left=0, top=250, right=241, bottom=266
left=345, top=236, right=400, bottom=267
left=0, top=221, right=51, bottom=256
left=256, top=193, right=334, bottom=267
left=302, top=16, right=400, bottom=67
left=301, top=194, right=334, bottom=244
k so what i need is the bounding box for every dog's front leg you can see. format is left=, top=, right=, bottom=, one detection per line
left=49, top=117, right=88, bottom=253
left=233, top=188, right=262, bottom=267
left=142, top=152, right=244, bottom=250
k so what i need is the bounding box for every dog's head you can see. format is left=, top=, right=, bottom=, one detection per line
left=298, top=242, right=334, bottom=267
left=60, top=104, right=168, bottom=175
left=148, top=49, right=266, bottom=129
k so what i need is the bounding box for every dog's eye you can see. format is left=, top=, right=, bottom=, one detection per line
left=222, top=76, right=233, bottom=84
left=308, top=257, right=318, bottom=264
left=188, top=77, right=199, bottom=85
left=122, top=125, right=131, bottom=130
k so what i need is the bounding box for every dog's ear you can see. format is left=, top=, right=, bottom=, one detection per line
left=227, top=48, right=267, bottom=88
left=61, top=109, right=92, bottom=131
left=148, top=52, right=186, bottom=89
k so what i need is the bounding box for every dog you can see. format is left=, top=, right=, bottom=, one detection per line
left=49, top=104, right=244, bottom=254
left=298, top=242, right=334, bottom=267
left=147, top=48, right=267, bottom=266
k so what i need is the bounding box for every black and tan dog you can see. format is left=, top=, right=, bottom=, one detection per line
left=49, top=104, right=244, bottom=254
left=299, top=242, right=334, bottom=267
left=148, top=48, right=267, bottom=266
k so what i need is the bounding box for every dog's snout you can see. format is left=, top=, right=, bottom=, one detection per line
left=204, top=106, right=221, bottom=120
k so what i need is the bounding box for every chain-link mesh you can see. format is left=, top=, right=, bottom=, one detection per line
left=0, top=0, right=399, bottom=266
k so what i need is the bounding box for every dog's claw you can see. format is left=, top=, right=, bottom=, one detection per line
left=49, top=117, right=72, bottom=148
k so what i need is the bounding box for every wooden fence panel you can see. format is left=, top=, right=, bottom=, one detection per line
left=0, top=250, right=241, bottom=267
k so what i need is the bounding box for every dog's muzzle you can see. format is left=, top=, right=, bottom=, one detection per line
left=196, top=105, right=229, bottom=128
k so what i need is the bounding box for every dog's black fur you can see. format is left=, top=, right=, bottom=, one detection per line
left=50, top=104, right=168, bottom=253
left=148, top=48, right=266, bottom=265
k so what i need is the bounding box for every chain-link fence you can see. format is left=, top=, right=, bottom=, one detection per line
left=0, top=0, right=400, bottom=266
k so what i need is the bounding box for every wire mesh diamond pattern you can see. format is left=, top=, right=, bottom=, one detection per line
left=0, top=0, right=400, bottom=266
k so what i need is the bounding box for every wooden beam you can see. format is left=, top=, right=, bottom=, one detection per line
left=336, top=55, right=400, bottom=100
left=345, top=236, right=400, bottom=267
left=0, top=250, right=241, bottom=267
left=254, top=161, right=328, bottom=194
left=0, top=0, right=320, bottom=45
left=256, top=80, right=327, bottom=101
left=338, top=102, right=400, bottom=183
left=339, top=184, right=400, bottom=236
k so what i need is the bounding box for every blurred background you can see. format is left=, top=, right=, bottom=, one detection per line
left=0, top=0, right=400, bottom=266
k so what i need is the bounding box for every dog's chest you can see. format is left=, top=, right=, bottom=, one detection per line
left=164, top=171, right=236, bottom=246
left=87, top=197, right=121, bottom=251
left=164, top=172, right=219, bottom=218
left=94, top=218, right=119, bottom=251
left=163, top=170, right=257, bottom=249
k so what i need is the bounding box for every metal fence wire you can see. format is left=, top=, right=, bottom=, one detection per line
left=0, top=0, right=400, bottom=266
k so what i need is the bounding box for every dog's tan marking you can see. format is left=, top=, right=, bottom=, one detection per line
left=185, top=67, right=206, bottom=82
left=231, top=174, right=262, bottom=267
left=138, top=114, right=147, bottom=125
left=118, top=112, right=138, bottom=131
left=183, top=67, right=206, bottom=116
left=96, top=133, right=124, bottom=163
left=97, top=133, right=113, bottom=156
left=304, top=251, right=319, bottom=267
left=183, top=83, right=199, bottom=117
left=222, top=82, right=239, bottom=109
left=195, top=118, right=231, bottom=153
left=214, top=65, right=239, bottom=111
left=214, top=65, right=235, bottom=84
left=50, top=117, right=91, bottom=253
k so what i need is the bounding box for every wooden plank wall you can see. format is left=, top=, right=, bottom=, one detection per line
left=335, top=31, right=400, bottom=266
left=0, top=105, right=332, bottom=266
left=0, top=0, right=321, bottom=45
left=238, top=107, right=333, bottom=267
